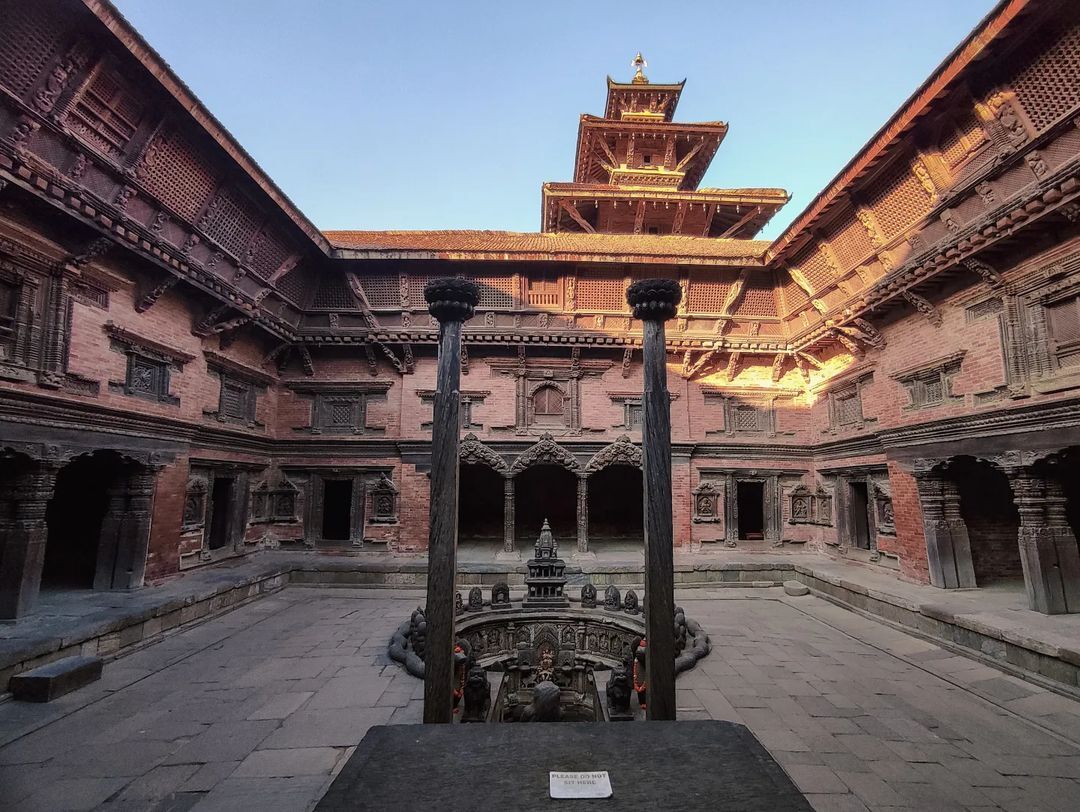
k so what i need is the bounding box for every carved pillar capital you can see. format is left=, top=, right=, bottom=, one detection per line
left=424, top=278, right=479, bottom=324
left=627, top=278, right=681, bottom=322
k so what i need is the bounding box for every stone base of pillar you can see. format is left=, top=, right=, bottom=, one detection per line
left=1019, top=526, right=1080, bottom=614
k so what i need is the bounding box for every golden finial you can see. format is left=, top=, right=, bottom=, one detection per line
left=631, top=52, right=648, bottom=84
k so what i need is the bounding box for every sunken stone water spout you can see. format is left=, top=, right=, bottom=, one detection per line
left=387, top=520, right=712, bottom=722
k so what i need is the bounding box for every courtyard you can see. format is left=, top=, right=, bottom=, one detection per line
left=0, top=585, right=1078, bottom=811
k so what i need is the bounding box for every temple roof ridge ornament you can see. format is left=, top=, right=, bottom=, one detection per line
left=631, top=53, right=649, bottom=84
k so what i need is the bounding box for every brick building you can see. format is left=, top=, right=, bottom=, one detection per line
left=1, top=0, right=1079, bottom=621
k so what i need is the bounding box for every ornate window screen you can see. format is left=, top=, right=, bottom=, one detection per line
left=787, top=484, right=833, bottom=526
left=890, top=351, right=965, bottom=410
left=67, top=67, right=144, bottom=158
left=252, top=478, right=299, bottom=523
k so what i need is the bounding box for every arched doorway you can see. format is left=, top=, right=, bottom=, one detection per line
left=515, top=465, right=576, bottom=543
left=459, top=464, right=505, bottom=544
left=950, top=456, right=1023, bottom=585
left=588, top=465, right=643, bottom=542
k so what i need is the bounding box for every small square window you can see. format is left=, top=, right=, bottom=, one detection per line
left=732, top=405, right=761, bottom=432
left=642, top=154, right=652, bottom=165
left=127, top=355, right=168, bottom=399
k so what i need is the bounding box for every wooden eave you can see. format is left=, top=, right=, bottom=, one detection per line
left=80, top=0, right=330, bottom=254
left=766, top=0, right=1036, bottom=264
left=604, top=78, right=686, bottom=121
left=573, top=116, right=729, bottom=188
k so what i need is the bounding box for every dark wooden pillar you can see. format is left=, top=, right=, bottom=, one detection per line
left=627, top=278, right=680, bottom=721
left=422, top=278, right=478, bottom=723
left=503, top=476, right=515, bottom=554
left=576, top=474, right=588, bottom=553
left=97, top=468, right=158, bottom=590
left=0, top=461, right=60, bottom=620
left=1009, top=467, right=1080, bottom=614
left=914, top=469, right=975, bottom=589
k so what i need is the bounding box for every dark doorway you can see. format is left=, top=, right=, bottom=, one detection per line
left=952, top=457, right=1022, bottom=584
left=459, top=465, right=504, bottom=542
left=322, top=479, right=353, bottom=541
left=515, top=465, right=576, bottom=542
left=737, top=480, right=765, bottom=540
left=589, top=466, right=643, bottom=541
left=207, top=476, right=235, bottom=551
left=849, top=481, right=871, bottom=550
left=43, top=454, right=114, bottom=589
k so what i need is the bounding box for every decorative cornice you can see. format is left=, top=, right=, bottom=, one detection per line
left=284, top=380, right=394, bottom=395
left=203, top=351, right=277, bottom=386
left=888, top=350, right=966, bottom=382
left=104, top=322, right=195, bottom=365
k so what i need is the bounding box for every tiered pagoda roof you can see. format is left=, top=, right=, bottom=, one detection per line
left=542, top=55, right=789, bottom=238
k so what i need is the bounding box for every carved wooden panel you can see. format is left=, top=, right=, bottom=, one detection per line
left=686, top=270, right=732, bottom=313
left=576, top=272, right=624, bottom=312
left=138, top=130, right=216, bottom=221
left=311, top=272, right=357, bottom=310
left=466, top=274, right=514, bottom=309
left=276, top=266, right=308, bottom=303
left=200, top=187, right=260, bottom=258
left=67, top=67, right=145, bottom=159
left=790, top=244, right=833, bottom=291
left=866, top=160, right=931, bottom=239
left=737, top=279, right=778, bottom=317
left=939, top=109, right=987, bottom=170
left=358, top=274, right=399, bottom=308
left=826, top=202, right=874, bottom=269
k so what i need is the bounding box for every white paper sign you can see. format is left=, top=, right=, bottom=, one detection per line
left=549, top=771, right=613, bottom=799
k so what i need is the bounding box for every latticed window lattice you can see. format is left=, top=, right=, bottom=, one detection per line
left=737, top=280, right=778, bottom=317
left=865, top=161, right=931, bottom=239
left=359, top=275, right=399, bottom=308
left=687, top=270, right=732, bottom=313
left=779, top=273, right=810, bottom=313
left=732, top=405, right=762, bottom=432
left=312, top=273, right=359, bottom=310
left=0, top=0, right=67, bottom=99
left=826, top=204, right=874, bottom=270
left=251, top=231, right=292, bottom=278
left=576, top=275, right=625, bottom=311
left=467, top=275, right=514, bottom=309
left=201, top=188, right=261, bottom=258
left=939, top=110, right=986, bottom=170
left=791, top=245, right=834, bottom=292
left=1012, top=16, right=1080, bottom=131
left=139, top=131, right=217, bottom=222
left=835, top=392, right=861, bottom=425
left=276, top=267, right=308, bottom=304
left=1047, top=296, right=1080, bottom=345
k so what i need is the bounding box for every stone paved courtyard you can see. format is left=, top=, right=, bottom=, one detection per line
left=1, top=587, right=1080, bottom=811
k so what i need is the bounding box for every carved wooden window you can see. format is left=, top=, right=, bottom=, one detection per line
left=626, top=402, right=643, bottom=430
left=824, top=372, right=874, bottom=433
left=873, top=484, right=895, bottom=535
left=527, top=273, right=561, bottom=307
left=1046, top=295, right=1080, bottom=368
left=126, top=354, right=169, bottom=401
left=834, top=390, right=862, bottom=426
left=182, top=479, right=207, bottom=530
left=787, top=484, right=833, bottom=526
left=0, top=277, right=19, bottom=357
left=68, top=68, right=144, bottom=158
left=732, top=404, right=763, bottom=433
left=219, top=378, right=256, bottom=424
left=531, top=385, right=565, bottom=426
left=252, top=479, right=298, bottom=523
left=314, top=394, right=365, bottom=434
left=892, top=354, right=963, bottom=410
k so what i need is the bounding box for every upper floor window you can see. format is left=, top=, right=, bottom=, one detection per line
left=531, top=385, right=565, bottom=426
left=0, top=277, right=19, bottom=358
left=68, top=69, right=144, bottom=159
left=1047, top=295, right=1080, bottom=368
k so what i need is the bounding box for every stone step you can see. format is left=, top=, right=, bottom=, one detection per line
left=9, top=655, right=103, bottom=702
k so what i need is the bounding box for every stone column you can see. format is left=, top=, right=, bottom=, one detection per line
left=503, top=476, right=515, bottom=554
left=0, top=461, right=60, bottom=620
left=914, top=470, right=975, bottom=589
left=1010, top=468, right=1080, bottom=614
left=627, top=278, right=680, bottom=722
left=38, top=267, right=72, bottom=388
left=98, top=469, right=158, bottom=590
left=576, top=474, right=588, bottom=553
left=422, top=278, right=478, bottom=724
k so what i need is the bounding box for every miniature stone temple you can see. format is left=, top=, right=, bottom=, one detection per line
left=523, top=520, right=569, bottom=608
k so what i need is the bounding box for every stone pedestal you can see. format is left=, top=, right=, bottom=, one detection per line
left=914, top=472, right=975, bottom=589
left=0, top=462, right=59, bottom=620
left=1010, top=470, right=1080, bottom=614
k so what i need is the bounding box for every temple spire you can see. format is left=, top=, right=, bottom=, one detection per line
left=631, top=52, right=649, bottom=84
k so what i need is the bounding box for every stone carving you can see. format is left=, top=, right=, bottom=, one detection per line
left=459, top=433, right=508, bottom=474
left=460, top=664, right=491, bottom=723
left=491, top=581, right=511, bottom=607
left=623, top=589, right=640, bottom=615
left=584, top=435, right=643, bottom=472
left=580, top=582, right=597, bottom=608
left=975, top=181, right=996, bottom=205
left=454, top=592, right=463, bottom=616
left=604, top=584, right=622, bottom=611
left=606, top=665, right=633, bottom=716
left=520, top=680, right=562, bottom=722
left=467, top=586, right=484, bottom=611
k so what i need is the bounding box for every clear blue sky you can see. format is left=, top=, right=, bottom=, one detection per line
left=112, top=0, right=997, bottom=240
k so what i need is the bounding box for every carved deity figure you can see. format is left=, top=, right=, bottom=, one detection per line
left=461, top=664, right=491, bottom=723
left=606, top=665, right=633, bottom=715
left=623, top=589, right=640, bottom=615
left=521, top=680, right=562, bottom=722
left=467, top=586, right=483, bottom=611
left=491, top=581, right=511, bottom=606
left=454, top=592, right=463, bottom=616
left=580, top=582, right=597, bottom=608
left=604, top=585, right=621, bottom=611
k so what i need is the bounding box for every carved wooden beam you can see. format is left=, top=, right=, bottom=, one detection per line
left=720, top=268, right=750, bottom=317
left=298, top=345, right=314, bottom=376
left=724, top=351, right=741, bottom=383
left=374, top=340, right=404, bottom=373
left=621, top=346, right=633, bottom=378
left=134, top=275, right=178, bottom=313
left=675, top=140, right=705, bottom=172
left=842, top=317, right=887, bottom=349
left=70, top=236, right=114, bottom=268
left=771, top=353, right=785, bottom=383
left=633, top=200, right=646, bottom=234
left=796, top=351, right=824, bottom=370
left=680, top=349, right=693, bottom=377
left=192, top=304, right=236, bottom=337
left=902, top=290, right=943, bottom=327
left=962, top=258, right=1002, bottom=287
left=684, top=347, right=721, bottom=379
left=402, top=343, right=415, bottom=374
left=671, top=202, right=687, bottom=235
left=266, top=253, right=301, bottom=285
left=264, top=341, right=291, bottom=371
left=701, top=204, right=717, bottom=237
left=794, top=353, right=811, bottom=385
left=364, top=344, right=378, bottom=376
left=558, top=199, right=596, bottom=234
left=595, top=136, right=618, bottom=169
left=345, top=271, right=380, bottom=329
left=831, top=328, right=863, bottom=357
left=718, top=206, right=762, bottom=239
left=460, top=343, right=469, bottom=375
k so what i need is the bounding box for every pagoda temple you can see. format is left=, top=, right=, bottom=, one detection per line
left=542, top=54, right=789, bottom=238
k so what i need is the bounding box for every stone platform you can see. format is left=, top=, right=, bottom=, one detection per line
left=3, top=549, right=1080, bottom=700
left=315, top=720, right=811, bottom=811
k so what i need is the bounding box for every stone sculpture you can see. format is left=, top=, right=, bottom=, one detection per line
left=461, top=664, right=491, bottom=723
left=467, top=586, right=483, bottom=611
left=604, top=584, right=621, bottom=611
left=491, top=582, right=511, bottom=607
left=624, top=589, right=640, bottom=615
left=521, top=680, right=562, bottom=722
left=580, top=581, right=597, bottom=608
left=606, top=664, right=633, bottom=716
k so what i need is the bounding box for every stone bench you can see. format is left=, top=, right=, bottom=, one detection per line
left=9, top=655, right=103, bottom=702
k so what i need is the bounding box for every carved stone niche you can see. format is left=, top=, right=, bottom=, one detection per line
left=692, top=481, right=721, bottom=523
left=872, top=482, right=895, bottom=535
left=251, top=476, right=299, bottom=523
left=786, top=483, right=833, bottom=526
left=369, top=473, right=399, bottom=524
left=182, top=477, right=208, bottom=531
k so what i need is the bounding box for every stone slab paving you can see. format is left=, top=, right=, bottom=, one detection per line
left=0, top=586, right=1078, bottom=811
